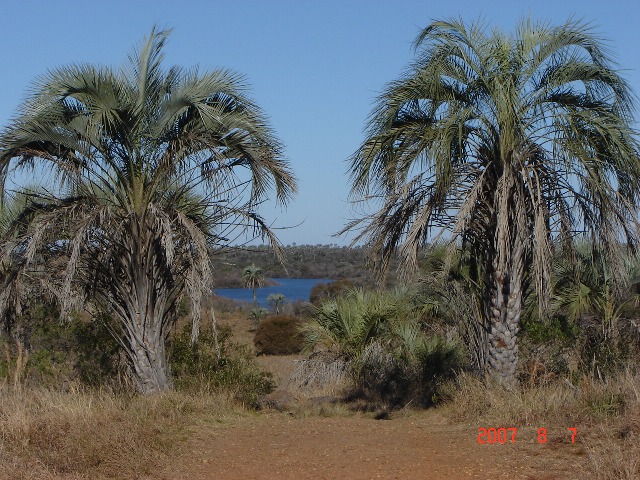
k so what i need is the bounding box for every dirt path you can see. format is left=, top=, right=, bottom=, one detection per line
left=151, top=410, right=587, bottom=480
left=152, top=314, right=588, bottom=479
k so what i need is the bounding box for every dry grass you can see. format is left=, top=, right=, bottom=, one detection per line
left=285, top=355, right=349, bottom=396
left=584, top=398, right=640, bottom=480
left=0, top=386, right=239, bottom=480
left=255, top=354, right=305, bottom=386
left=440, top=370, right=640, bottom=479
left=215, top=309, right=257, bottom=352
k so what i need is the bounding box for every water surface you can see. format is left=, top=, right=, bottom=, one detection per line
left=214, top=278, right=334, bottom=306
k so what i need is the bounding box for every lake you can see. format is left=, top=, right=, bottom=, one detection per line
left=214, top=278, right=334, bottom=306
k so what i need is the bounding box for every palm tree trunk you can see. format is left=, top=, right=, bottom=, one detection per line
left=484, top=167, right=525, bottom=389
left=112, top=221, right=175, bottom=394
left=129, top=317, right=172, bottom=393
left=119, top=268, right=174, bottom=394
left=486, top=251, right=523, bottom=389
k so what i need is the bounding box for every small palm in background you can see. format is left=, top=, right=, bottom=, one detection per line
left=267, top=293, right=286, bottom=314
left=243, top=264, right=265, bottom=305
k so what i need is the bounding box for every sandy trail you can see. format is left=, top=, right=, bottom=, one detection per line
left=150, top=410, right=586, bottom=480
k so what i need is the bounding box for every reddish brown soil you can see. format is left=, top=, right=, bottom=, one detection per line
left=150, top=311, right=589, bottom=479
left=151, top=410, right=588, bottom=480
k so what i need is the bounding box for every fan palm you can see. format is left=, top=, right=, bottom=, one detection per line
left=551, top=247, right=637, bottom=338
left=266, top=293, right=286, bottom=313
left=243, top=263, right=265, bottom=305
left=344, top=18, right=640, bottom=387
left=0, top=28, right=297, bottom=393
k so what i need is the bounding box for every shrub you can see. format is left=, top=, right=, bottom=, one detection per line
left=351, top=325, right=461, bottom=408
left=279, top=300, right=315, bottom=317
left=1, top=302, right=125, bottom=389
left=309, top=279, right=356, bottom=305
left=300, top=288, right=462, bottom=409
left=70, top=314, right=125, bottom=386
left=169, top=325, right=274, bottom=406
left=254, top=315, right=304, bottom=355
left=300, top=289, right=403, bottom=356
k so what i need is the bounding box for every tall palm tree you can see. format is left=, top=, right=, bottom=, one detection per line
left=243, top=263, right=264, bottom=305
left=0, top=28, right=297, bottom=393
left=343, top=18, right=640, bottom=387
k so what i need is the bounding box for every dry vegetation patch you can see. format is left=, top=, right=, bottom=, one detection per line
left=440, top=371, right=640, bottom=479
left=254, top=315, right=304, bottom=355
left=0, top=387, right=239, bottom=480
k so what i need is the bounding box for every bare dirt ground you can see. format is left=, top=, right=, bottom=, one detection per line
left=148, top=409, right=587, bottom=480
left=143, top=310, right=588, bottom=480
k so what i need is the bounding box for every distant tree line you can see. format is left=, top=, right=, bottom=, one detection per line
left=210, top=244, right=395, bottom=288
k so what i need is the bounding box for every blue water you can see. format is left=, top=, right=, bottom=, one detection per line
left=214, top=278, right=333, bottom=306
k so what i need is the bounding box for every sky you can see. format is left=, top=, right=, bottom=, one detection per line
left=1, top=0, right=639, bottom=246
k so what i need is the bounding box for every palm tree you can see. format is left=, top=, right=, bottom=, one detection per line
left=343, top=18, right=640, bottom=387
left=550, top=247, right=639, bottom=340
left=266, top=293, right=286, bottom=313
left=243, top=264, right=264, bottom=304
left=0, top=28, right=297, bottom=393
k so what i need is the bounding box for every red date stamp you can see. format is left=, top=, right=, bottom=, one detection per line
left=477, top=427, right=577, bottom=444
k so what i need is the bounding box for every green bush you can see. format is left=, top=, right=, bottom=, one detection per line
left=1, top=302, right=124, bottom=388
left=301, top=288, right=462, bottom=409
left=351, top=325, right=461, bottom=408
left=301, top=289, right=405, bottom=356
left=70, top=314, right=125, bottom=386
left=521, top=316, right=577, bottom=345
left=254, top=315, right=304, bottom=355
left=170, top=325, right=274, bottom=406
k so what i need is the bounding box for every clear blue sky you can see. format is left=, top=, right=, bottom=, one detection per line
left=1, top=0, right=639, bottom=246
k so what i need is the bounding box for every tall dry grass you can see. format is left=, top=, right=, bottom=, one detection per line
left=441, top=370, right=640, bottom=479
left=0, top=386, right=238, bottom=480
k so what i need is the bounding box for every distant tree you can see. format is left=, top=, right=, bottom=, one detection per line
left=243, top=264, right=265, bottom=305
left=267, top=293, right=286, bottom=313
left=0, top=28, right=296, bottom=394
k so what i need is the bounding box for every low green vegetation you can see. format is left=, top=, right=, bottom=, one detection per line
left=170, top=325, right=274, bottom=406
left=301, top=288, right=462, bottom=408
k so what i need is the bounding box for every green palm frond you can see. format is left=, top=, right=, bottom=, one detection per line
left=344, top=15, right=640, bottom=314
